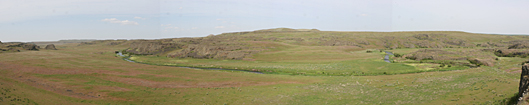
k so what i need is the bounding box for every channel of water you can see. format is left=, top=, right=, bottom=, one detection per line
left=116, top=52, right=264, bottom=74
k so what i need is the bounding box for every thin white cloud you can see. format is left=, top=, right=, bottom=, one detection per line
left=214, top=26, right=225, bottom=29
left=101, top=18, right=138, bottom=25
left=192, top=27, right=198, bottom=29
left=161, top=24, right=171, bottom=26
left=179, top=7, right=183, bottom=9
left=359, top=14, right=368, bottom=16
left=134, top=16, right=146, bottom=20
left=174, top=27, right=179, bottom=29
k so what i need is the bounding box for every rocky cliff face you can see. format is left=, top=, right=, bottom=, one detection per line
left=123, top=35, right=267, bottom=60
left=401, top=49, right=498, bottom=67
left=126, top=41, right=183, bottom=55
left=519, top=64, right=529, bottom=103
left=167, top=44, right=261, bottom=60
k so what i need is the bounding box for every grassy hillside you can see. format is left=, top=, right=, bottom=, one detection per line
left=122, top=28, right=529, bottom=76
left=0, top=29, right=527, bottom=104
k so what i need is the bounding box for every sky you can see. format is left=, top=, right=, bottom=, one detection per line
left=1, top=0, right=528, bottom=42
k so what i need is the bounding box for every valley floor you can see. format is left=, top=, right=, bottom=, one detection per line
left=0, top=43, right=522, bottom=104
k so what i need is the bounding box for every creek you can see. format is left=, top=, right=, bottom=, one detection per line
left=116, top=52, right=264, bottom=74
left=384, top=51, right=394, bottom=63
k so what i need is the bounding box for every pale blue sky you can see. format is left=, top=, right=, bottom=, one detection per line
left=1, top=0, right=528, bottom=42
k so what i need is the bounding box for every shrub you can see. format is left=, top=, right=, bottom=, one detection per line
left=394, top=53, right=402, bottom=57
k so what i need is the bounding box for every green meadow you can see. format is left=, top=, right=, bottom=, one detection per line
left=1, top=30, right=526, bottom=104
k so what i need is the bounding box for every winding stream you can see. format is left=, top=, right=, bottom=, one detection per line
left=384, top=51, right=394, bottom=63
left=116, top=51, right=394, bottom=74
left=116, top=52, right=264, bottom=74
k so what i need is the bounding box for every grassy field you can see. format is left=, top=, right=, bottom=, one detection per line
left=129, top=43, right=474, bottom=76
left=0, top=42, right=521, bottom=104
left=0, top=31, right=527, bottom=104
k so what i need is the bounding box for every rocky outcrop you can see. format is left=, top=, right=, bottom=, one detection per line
left=167, top=45, right=260, bottom=60
left=0, top=48, right=19, bottom=52
left=413, top=34, right=447, bottom=40
left=126, top=41, right=183, bottom=55
left=404, top=49, right=459, bottom=60
left=78, top=42, right=96, bottom=46
left=5, top=43, right=38, bottom=51
left=467, top=58, right=495, bottom=67
left=320, top=40, right=358, bottom=46
left=519, top=64, right=529, bottom=103
left=0, top=42, right=38, bottom=52
left=509, top=43, right=529, bottom=49
left=108, top=42, right=121, bottom=46
left=45, top=44, right=57, bottom=50
left=23, top=44, right=38, bottom=50
left=494, top=49, right=529, bottom=57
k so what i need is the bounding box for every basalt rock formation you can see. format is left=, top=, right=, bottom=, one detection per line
left=45, top=44, right=57, bottom=50
left=509, top=43, right=529, bottom=49
left=167, top=44, right=261, bottom=60
left=467, top=58, right=495, bottom=67
left=126, top=40, right=183, bottom=55
left=494, top=49, right=529, bottom=57
left=519, top=64, right=529, bottom=104
left=402, top=49, right=498, bottom=67
left=0, top=42, right=38, bottom=52
left=403, top=49, right=461, bottom=60
left=4, top=43, right=38, bottom=51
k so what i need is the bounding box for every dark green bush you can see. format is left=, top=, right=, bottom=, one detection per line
left=394, top=53, right=402, bottom=57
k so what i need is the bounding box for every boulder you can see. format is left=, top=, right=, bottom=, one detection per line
left=45, top=44, right=57, bottom=50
